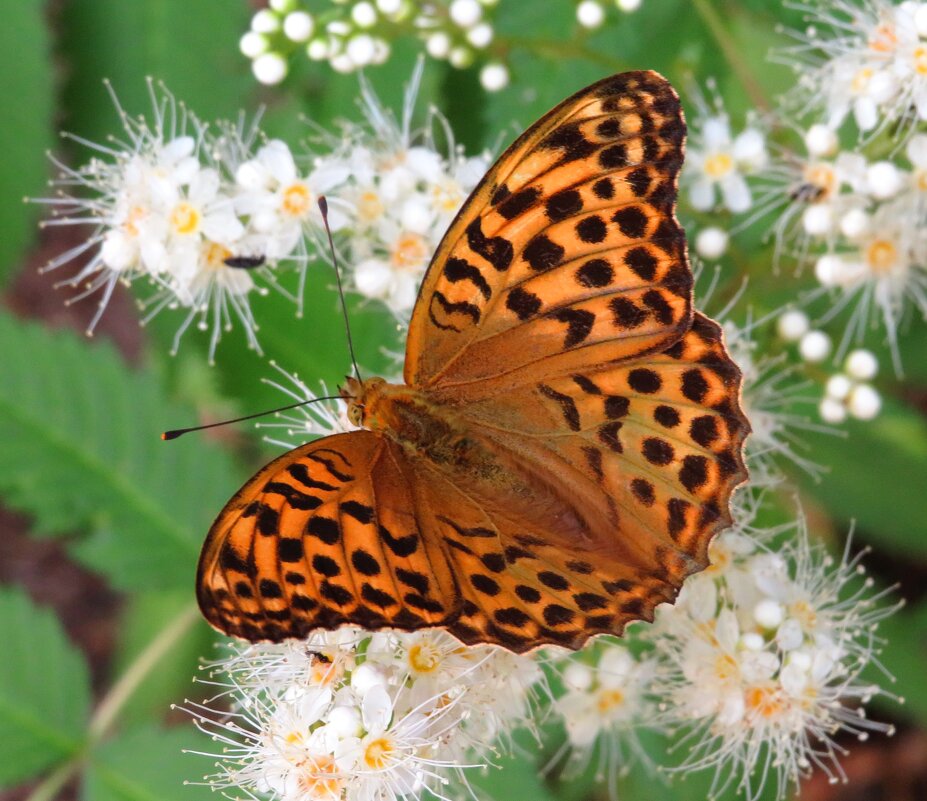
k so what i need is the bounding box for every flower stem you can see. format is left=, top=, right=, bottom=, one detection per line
left=691, top=0, right=771, bottom=112
left=25, top=604, right=200, bottom=801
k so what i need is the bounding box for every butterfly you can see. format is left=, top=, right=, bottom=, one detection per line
left=197, top=70, right=750, bottom=653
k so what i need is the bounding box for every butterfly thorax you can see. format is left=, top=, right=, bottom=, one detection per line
left=343, top=376, right=609, bottom=547
left=343, top=376, right=506, bottom=481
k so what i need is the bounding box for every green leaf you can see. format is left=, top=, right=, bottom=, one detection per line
left=868, top=601, right=927, bottom=727
left=83, top=725, right=216, bottom=801
left=58, top=0, right=251, bottom=147
left=0, top=311, right=240, bottom=589
left=0, top=0, right=54, bottom=285
left=0, top=588, right=90, bottom=787
left=110, top=593, right=216, bottom=728
left=797, top=398, right=927, bottom=558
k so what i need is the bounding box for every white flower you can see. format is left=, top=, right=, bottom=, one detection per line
left=551, top=643, right=654, bottom=781
left=815, top=204, right=927, bottom=373
left=254, top=361, right=361, bottom=452
left=235, top=139, right=350, bottom=258
left=685, top=89, right=768, bottom=214
left=314, top=63, right=490, bottom=323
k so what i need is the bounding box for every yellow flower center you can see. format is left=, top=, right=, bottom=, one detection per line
left=868, top=23, right=897, bottom=54
left=596, top=688, right=625, bottom=713
left=915, top=46, right=927, bottom=76
left=851, top=67, right=873, bottom=94
left=745, top=684, right=785, bottom=720
left=704, top=152, right=734, bottom=179
left=282, top=182, right=312, bottom=218
left=706, top=543, right=731, bottom=575
left=124, top=205, right=147, bottom=237
left=803, top=163, right=836, bottom=198
left=202, top=241, right=233, bottom=269
left=391, top=232, right=428, bottom=269
left=788, top=599, right=818, bottom=631
left=364, top=737, right=395, bottom=770
left=285, top=729, right=307, bottom=746
left=865, top=238, right=898, bottom=274
left=713, top=653, right=739, bottom=682
left=917, top=169, right=927, bottom=191
left=309, top=651, right=341, bottom=686
left=357, top=190, right=385, bottom=223
left=408, top=642, right=441, bottom=674
left=169, top=202, right=200, bottom=235
left=296, top=755, right=343, bottom=800
left=432, top=180, right=463, bottom=213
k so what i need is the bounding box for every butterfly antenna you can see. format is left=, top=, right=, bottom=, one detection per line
left=318, top=196, right=363, bottom=383
left=161, top=395, right=343, bottom=440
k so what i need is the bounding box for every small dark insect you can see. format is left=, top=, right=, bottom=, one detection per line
left=307, top=650, right=332, bottom=664
left=789, top=183, right=826, bottom=203
left=223, top=255, right=266, bottom=269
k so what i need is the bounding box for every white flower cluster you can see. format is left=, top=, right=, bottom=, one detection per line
left=550, top=495, right=899, bottom=801
left=783, top=0, right=927, bottom=139
left=730, top=2, right=927, bottom=373
left=36, top=84, right=349, bottom=362
left=185, top=627, right=542, bottom=801
left=36, top=69, right=489, bottom=359
left=755, top=127, right=927, bottom=372
left=319, top=70, right=491, bottom=320
left=241, top=0, right=510, bottom=92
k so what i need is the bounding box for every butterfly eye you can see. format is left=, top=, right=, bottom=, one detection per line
left=348, top=404, right=364, bottom=427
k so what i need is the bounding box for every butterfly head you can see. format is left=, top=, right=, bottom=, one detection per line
left=341, top=375, right=387, bottom=429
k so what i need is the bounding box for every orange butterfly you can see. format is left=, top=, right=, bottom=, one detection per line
left=197, top=71, right=750, bottom=652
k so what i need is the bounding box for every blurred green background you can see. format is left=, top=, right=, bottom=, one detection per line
left=1, top=2, right=926, bottom=800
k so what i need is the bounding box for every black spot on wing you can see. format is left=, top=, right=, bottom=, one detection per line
left=286, top=463, right=338, bottom=491
left=523, top=235, right=564, bottom=271
left=552, top=308, right=595, bottom=348
left=546, top=189, right=583, bottom=221
left=443, top=257, right=492, bottom=300
left=539, top=384, right=581, bottom=431
left=466, top=218, right=513, bottom=272
left=431, top=291, right=481, bottom=327
left=506, top=287, right=542, bottom=320
left=379, top=524, right=419, bottom=557
left=497, top=186, right=541, bottom=219
left=263, top=482, right=322, bottom=511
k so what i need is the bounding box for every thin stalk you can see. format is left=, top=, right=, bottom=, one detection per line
left=692, top=0, right=772, bottom=112
left=25, top=604, right=200, bottom=801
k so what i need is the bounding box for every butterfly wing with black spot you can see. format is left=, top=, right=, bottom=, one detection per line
left=446, top=314, right=749, bottom=650
left=197, top=431, right=461, bottom=641
left=405, top=70, right=691, bottom=400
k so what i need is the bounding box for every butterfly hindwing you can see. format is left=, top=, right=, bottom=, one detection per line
left=197, top=431, right=460, bottom=641
left=457, top=313, right=749, bottom=583
left=405, top=70, right=690, bottom=400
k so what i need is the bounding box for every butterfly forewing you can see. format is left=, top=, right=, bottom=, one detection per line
left=405, top=70, right=691, bottom=399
